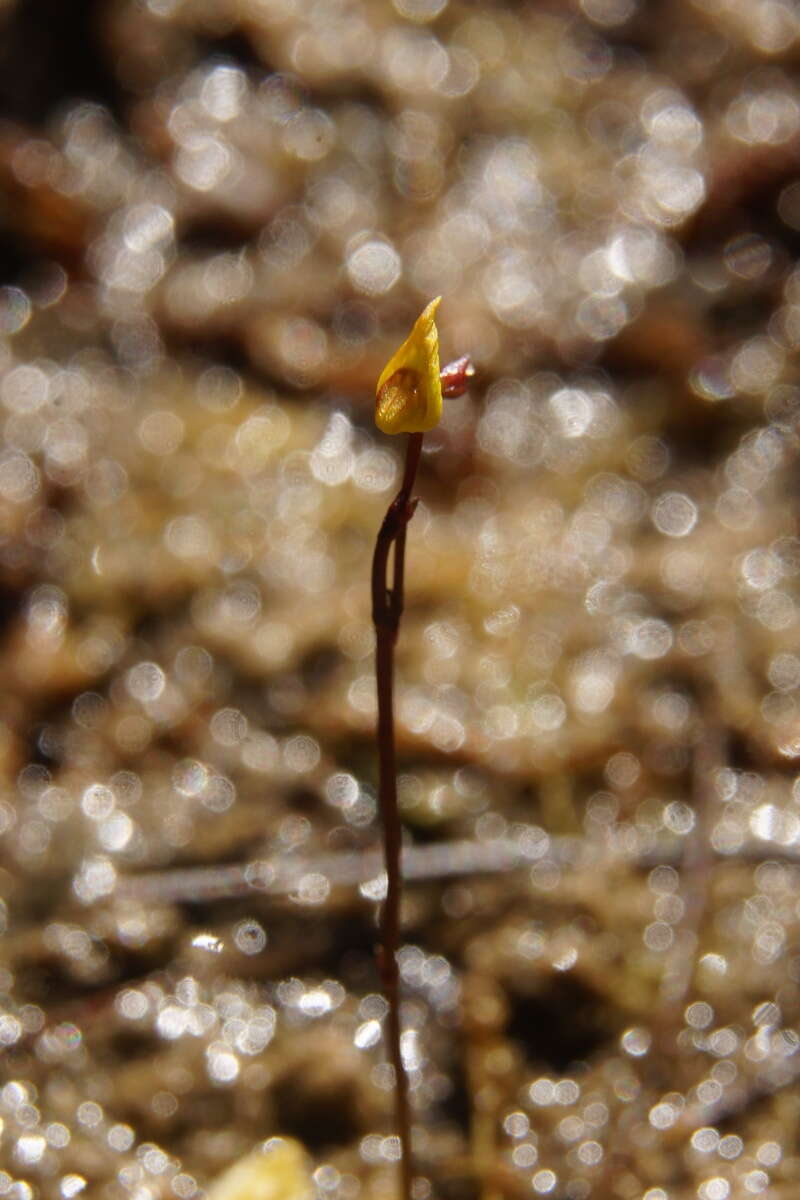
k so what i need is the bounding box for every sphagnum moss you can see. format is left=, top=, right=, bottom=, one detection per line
left=371, top=300, right=474, bottom=1200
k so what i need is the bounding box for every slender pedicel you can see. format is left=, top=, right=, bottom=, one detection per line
left=371, top=300, right=473, bottom=1200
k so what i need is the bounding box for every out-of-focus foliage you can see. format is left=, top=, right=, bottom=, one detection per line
left=206, top=1137, right=314, bottom=1200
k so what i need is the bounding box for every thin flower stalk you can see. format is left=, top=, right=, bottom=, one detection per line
left=371, top=300, right=473, bottom=1200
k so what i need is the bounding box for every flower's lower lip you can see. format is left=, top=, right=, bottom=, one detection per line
left=376, top=367, right=422, bottom=433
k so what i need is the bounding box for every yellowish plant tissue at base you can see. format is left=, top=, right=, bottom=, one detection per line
left=206, top=1138, right=314, bottom=1200
left=375, top=297, right=443, bottom=434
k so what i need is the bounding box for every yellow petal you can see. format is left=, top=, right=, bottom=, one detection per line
left=375, top=297, right=442, bottom=434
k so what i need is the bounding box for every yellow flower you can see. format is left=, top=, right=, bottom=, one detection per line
left=206, top=1139, right=313, bottom=1200
left=375, top=297, right=442, bottom=434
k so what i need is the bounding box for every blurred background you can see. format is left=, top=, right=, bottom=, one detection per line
left=0, top=0, right=800, bottom=1197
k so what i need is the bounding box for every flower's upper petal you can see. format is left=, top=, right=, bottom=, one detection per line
left=375, top=297, right=442, bottom=434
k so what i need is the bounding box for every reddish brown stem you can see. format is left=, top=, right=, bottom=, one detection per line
left=371, top=430, right=423, bottom=1200
left=370, top=357, right=473, bottom=1200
